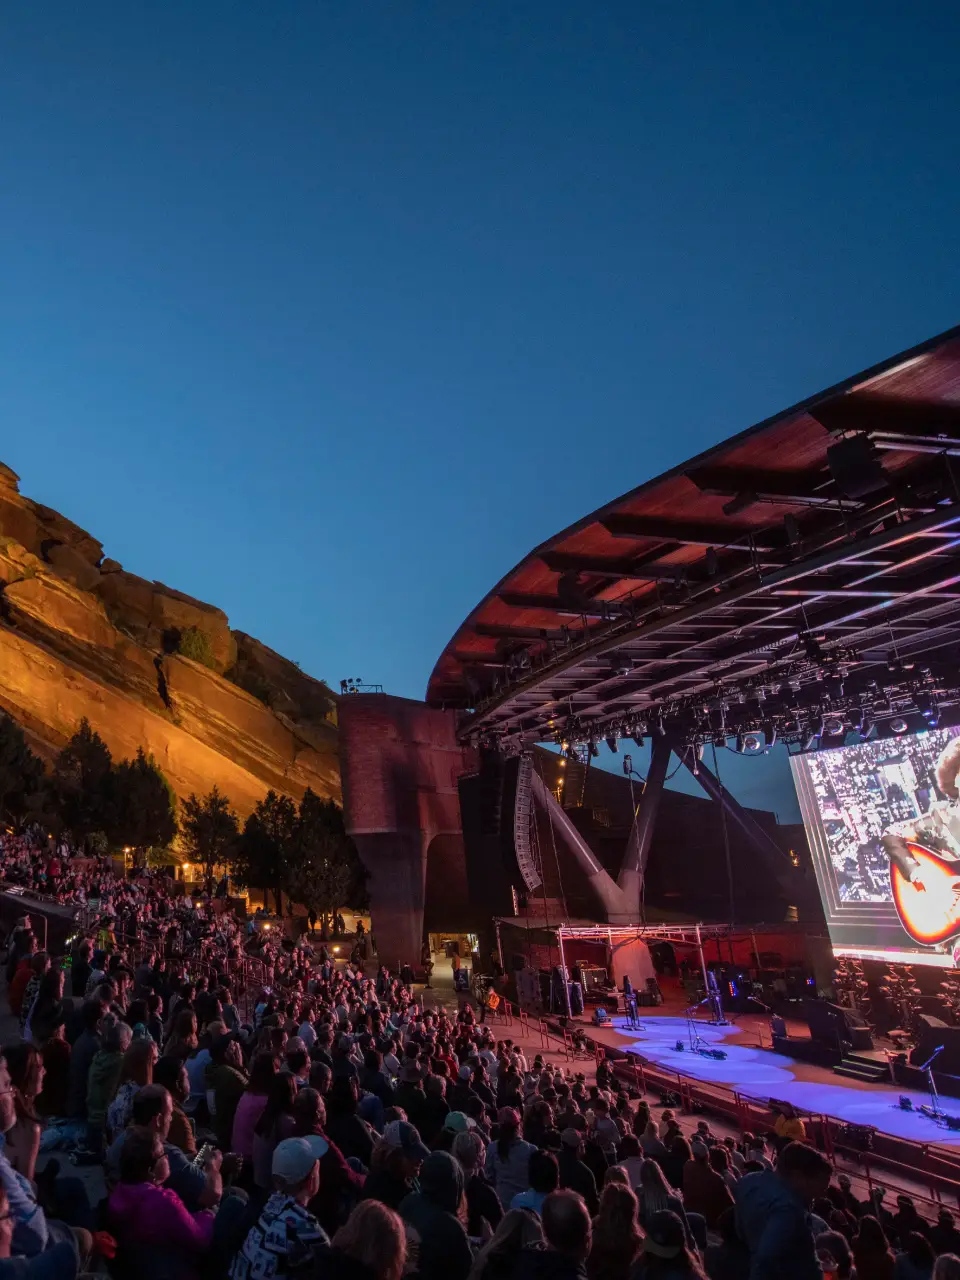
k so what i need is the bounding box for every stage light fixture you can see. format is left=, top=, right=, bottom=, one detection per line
left=823, top=717, right=844, bottom=737
left=589, top=740, right=600, bottom=758
left=605, top=735, right=618, bottom=753
left=631, top=730, right=645, bottom=747
left=734, top=731, right=745, bottom=753
left=761, top=722, right=777, bottom=748
left=742, top=733, right=762, bottom=753
left=890, top=717, right=909, bottom=734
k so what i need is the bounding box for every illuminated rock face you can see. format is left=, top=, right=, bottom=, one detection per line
left=0, top=463, right=339, bottom=816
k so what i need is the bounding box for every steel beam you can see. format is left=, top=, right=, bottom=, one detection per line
left=618, top=734, right=672, bottom=912
left=680, top=750, right=793, bottom=891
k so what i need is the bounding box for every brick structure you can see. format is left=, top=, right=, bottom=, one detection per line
left=338, top=693, right=474, bottom=969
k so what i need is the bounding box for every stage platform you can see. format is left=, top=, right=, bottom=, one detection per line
left=580, top=1010, right=960, bottom=1151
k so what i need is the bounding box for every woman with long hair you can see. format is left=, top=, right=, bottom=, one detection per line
left=852, top=1215, right=896, bottom=1280
left=640, top=1120, right=667, bottom=1161
left=329, top=1200, right=407, bottom=1280
left=483, top=1108, right=536, bottom=1209
left=26, top=966, right=64, bottom=1046
left=107, top=1037, right=157, bottom=1139
left=636, top=1158, right=697, bottom=1249
left=230, top=1050, right=276, bottom=1161
left=325, top=1075, right=376, bottom=1167
left=163, top=1008, right=198, bottom=1062
left=3, top=1043, right=44, bottom=1180
left=587, top=1183, right=643, bottom=1280
left=467, top=1208, right=544, bottom=1280
left=252, top=1070, right=298, bottom=1191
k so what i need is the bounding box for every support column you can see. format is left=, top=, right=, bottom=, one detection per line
left=679, top=750, right=793, bottom=889
left=529, top=772, right=631, bottom=920
left=618, top=735, right=672, bottom=910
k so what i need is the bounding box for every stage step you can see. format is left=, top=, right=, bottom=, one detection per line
left=834, top=1056, right=889, bottom=1084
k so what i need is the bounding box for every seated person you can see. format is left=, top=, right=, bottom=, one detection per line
left=230, top=1138, right=329, bottom=1278
left=107, top=1127, right=216, bottom=1280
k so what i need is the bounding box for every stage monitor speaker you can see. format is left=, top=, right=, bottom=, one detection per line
left=910, top=1015, right=960, bottom=1076
left=568, top=981, right=584, bottom=1016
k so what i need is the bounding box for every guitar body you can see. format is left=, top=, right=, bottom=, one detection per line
left=891, top=841, right=960, bottom=946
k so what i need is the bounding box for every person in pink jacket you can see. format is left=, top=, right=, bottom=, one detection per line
left=107, top=1127, right=216, bottom=1280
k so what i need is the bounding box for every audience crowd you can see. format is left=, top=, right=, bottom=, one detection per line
left=0, top=831, right=958, bottom=1280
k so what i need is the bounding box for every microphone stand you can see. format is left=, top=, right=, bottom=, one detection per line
left=919, top=1045, right=945, bottom=1121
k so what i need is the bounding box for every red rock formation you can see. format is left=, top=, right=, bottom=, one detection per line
left=0, top=463, right=339, bottom=816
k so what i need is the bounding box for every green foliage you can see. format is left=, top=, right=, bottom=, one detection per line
left=287, top=788, right=368, bottom=921
left=230, top=790, right=298, bottom=914
left=52, top=719, right=115, bottom=851
left=109, top=748, right=177, bottom=860
left=181, top=786, right=239, bottom=890
left=176, top=627, right=217, bottom=670
left=0, top=715, right=48, bottom=830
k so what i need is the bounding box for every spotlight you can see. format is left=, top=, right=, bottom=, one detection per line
left=742, top=733, right=762, bottom=753
left=589, top=740, right=600, bottom=758
left=605, top=735, right=619, bottom=753
left=632, top=732, right=645, bottom=748
left=890, top=717, right=909, bottom=735
left=735, top=731, right=745, bottom=753
left=761, top=722, right=777, bottom=749
left=823, top=717, right=844, bottom=738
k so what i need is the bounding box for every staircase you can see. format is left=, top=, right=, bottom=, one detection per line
left=833, top=1050, right=889, bottom=1084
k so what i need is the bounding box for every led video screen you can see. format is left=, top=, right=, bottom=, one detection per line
left=791, top=727, right=960, bottom=967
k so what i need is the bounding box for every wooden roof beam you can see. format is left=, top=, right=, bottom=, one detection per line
left=687, top=465, right=845, bottom=511
left=601, top=512, right=781, bottom=553
left=539, top=549, right=685, bottom=580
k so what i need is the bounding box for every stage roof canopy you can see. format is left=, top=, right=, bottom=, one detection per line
left=428, top=324, right=960, bottom=751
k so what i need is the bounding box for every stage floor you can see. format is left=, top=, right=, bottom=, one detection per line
left=593, top=1012, right=960, bottom=1149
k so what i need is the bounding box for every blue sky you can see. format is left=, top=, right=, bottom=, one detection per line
left=2, top=3, right=958, bottom=820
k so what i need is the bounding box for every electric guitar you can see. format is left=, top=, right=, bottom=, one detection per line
left=890, top=840, right=960, bottom=946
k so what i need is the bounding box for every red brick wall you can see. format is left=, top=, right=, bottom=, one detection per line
left=338, top=693, right=474, bottom=968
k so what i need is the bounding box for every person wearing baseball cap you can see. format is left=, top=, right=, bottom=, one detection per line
left=641, top=1209, right=696, bottom=1265
left=362, top=1121, right=430, bottom=1212
left=229, top=1137, right=329, bottom=1278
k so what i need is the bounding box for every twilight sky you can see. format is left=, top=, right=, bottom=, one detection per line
left=2, top=3, right=959, bottom=820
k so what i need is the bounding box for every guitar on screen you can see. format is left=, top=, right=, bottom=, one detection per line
left=889, top=840, right=960, bottom=947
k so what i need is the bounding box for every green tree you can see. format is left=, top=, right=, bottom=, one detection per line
left=230, top=790, right=298, bottom=915
left=52, top=718, right=114, bottom=851
left=0, top=715, right=48, bottom=830
left=110, top=748, right=177, bottom=866
left=287, top=789, right=368, bottom=934
left=181, top=786, right=239, bottom=892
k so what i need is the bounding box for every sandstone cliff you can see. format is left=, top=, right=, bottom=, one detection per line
left=0, top=462, right=339, bottom=816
